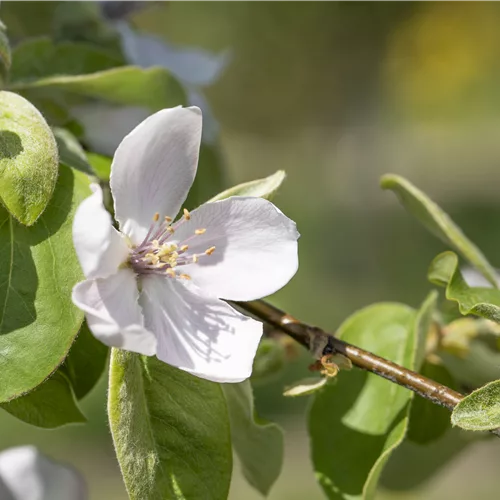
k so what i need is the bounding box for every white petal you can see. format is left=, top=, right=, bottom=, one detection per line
left=110, top=107, right=202, bottom=245
left=0, top=446, right=86, bottom=500
left=173, top=197, right=299, bottom=301
left=117, top=21, right=231, bottom=87
left=140, top=276, right=263, bottom=383
left=73, top=184, right=129, bottom=279
left=71, top=103, right=151, bottom=157
left=72, top=269, right=156, bottom=356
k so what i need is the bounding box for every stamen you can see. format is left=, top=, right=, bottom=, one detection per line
left=183, top=208, right=191, bottom=220
left=167, top=226, right=175, bottom=234
left=166, top=268, right=176, bottom=278
left=165, top=216, right=172, bottom=223
left=180, top=245, right=189, bottom=252
left=192, top=255, right=199, bottom=263
left=179, top=273, right=191, bottom=280
left=205, top=246, right=216, bottom=256
left=153, top=212, right=160, bottom=222
left=195, top=228, right=206, bottom=235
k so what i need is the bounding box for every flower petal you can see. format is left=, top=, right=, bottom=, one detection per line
left=110, top=107, right=202, bottom=245
left=72, top=269, right=156, bottom=356
left=140, top=276, right=262, bottom=383
left=173, top=196, right=299, bottom=301
left=73, top=184, right=130, bottom=279
left=0, top=446, right=87, bottom=500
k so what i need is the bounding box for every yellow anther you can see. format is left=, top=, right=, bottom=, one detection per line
left=165, top=216, right=172, bottom=223
left=183, top=208, right=191, bottom=220
left=180, top=245, right=189, bottom=253
left=152, top=239, right=159, bottom=248
left=195, top=228, right=206, bottom=235
left=166, top=268, right=176, bottom=278
left=205, top=246, right=216, bottom=256
left=153, top=212, right=160, bottom=222
left=167, top=226, right=175, bottom=234
left=180, top=273, right=191, bottom=280
left=192, top=255, right=199, bottom=263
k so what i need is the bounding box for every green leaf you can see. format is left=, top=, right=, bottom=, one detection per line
left=0, top=371, right=86, bottom=428
left=0, top=164, right=89, bottom=402
left=0, top=91, right=59, bottom=225
left=451, top=379, right=500, bottom=431
left=108, top=349, right=232, bottom=500
left=414, top=290, right=438, bottom=370
left=11, top=65, right=186, bottom=111
left=408, top=361, right=455, bottom=444
left=251, top=337, right=286, bottom=384
left=381, top=174, right=498, bottom=287
left=62, top=321, right=109, bottom=400
left=10, top=37, right=122, bottom=83
left=87, top=152, right=112, bottom=181
left=209, top=170, right=286, bottom=203
left=0, top=20, right=11, bottom=86
left=53, top=127, right=94, bottom=176
left=184, top=143, right=227, bottom=210
left=428, top=251, right=500, bottom=323
left=309, top=303, right=418, bottom=500
left=381, top=428, right=472, bottom=491
left=223, top=381, right=283, bottom=496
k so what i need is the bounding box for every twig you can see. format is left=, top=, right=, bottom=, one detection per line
left=236, top=299, right=465, bottom=411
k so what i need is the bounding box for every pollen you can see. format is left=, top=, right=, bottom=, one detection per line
left=205, top=246, right=216, bottom=256
left=180, top=245, right=189, bottom=252
left=195, top=228, right=206, bottom=235
left=165, top=216, right=172, bottom=223
left=165, top=268, right=176, bottom=278
left=183, top=208, right=191, bottom=220
left=192, top=255, right=199, bottom=263
left=153, top=212, right=160, bottom=222
left=179, top=273, right=191, bottom=280
left=167, top=226, right=175, bottom=234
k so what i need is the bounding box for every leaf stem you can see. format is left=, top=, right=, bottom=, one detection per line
left=236, top=300, right=464, bottom=411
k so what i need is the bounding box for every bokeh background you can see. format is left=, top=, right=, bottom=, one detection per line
left=2, top=2, right=500, bottom=499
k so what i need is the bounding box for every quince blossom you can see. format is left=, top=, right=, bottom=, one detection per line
left=72, top=107, right=299, bottom=382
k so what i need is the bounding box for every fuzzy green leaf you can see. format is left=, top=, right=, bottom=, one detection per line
left=0, top=91, right=59, bottom=225
left=108, top=349, right=232, bottom=500
left=53, top=127, right=94, bottom=176
left=381, top=174, right=498, bottom=287
left=11, top=65, right=186, bottom=111
left=429, top=251, right=500, bottom=323
left=209, top=170, right=285, bottom=202
left=223, top=381, right=283, bottom=496
left=0, top=371, right=86, bottom=428
left=0, top=165, right=89, bottom=402
left=309, top=301, right=425, bottom=500
left=452, top=379, right=500, bottom=431
left=62, top=321, right=109, bottom=400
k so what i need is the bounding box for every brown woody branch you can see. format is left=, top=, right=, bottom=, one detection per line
left=236, top=299, right=465, bottom=411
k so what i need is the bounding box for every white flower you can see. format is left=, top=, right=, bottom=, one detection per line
left=72, top=106, right=299, bottom=383
left=0, top=446, right=86, bottom=500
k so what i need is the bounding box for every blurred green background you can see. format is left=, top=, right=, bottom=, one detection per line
left=2, top=2, right=500, bottom=498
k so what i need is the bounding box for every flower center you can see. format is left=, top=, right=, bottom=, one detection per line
left=129, top=208, right=215, bottom=279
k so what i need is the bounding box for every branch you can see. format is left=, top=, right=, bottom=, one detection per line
left=236, top=299, right=465, bottom=411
